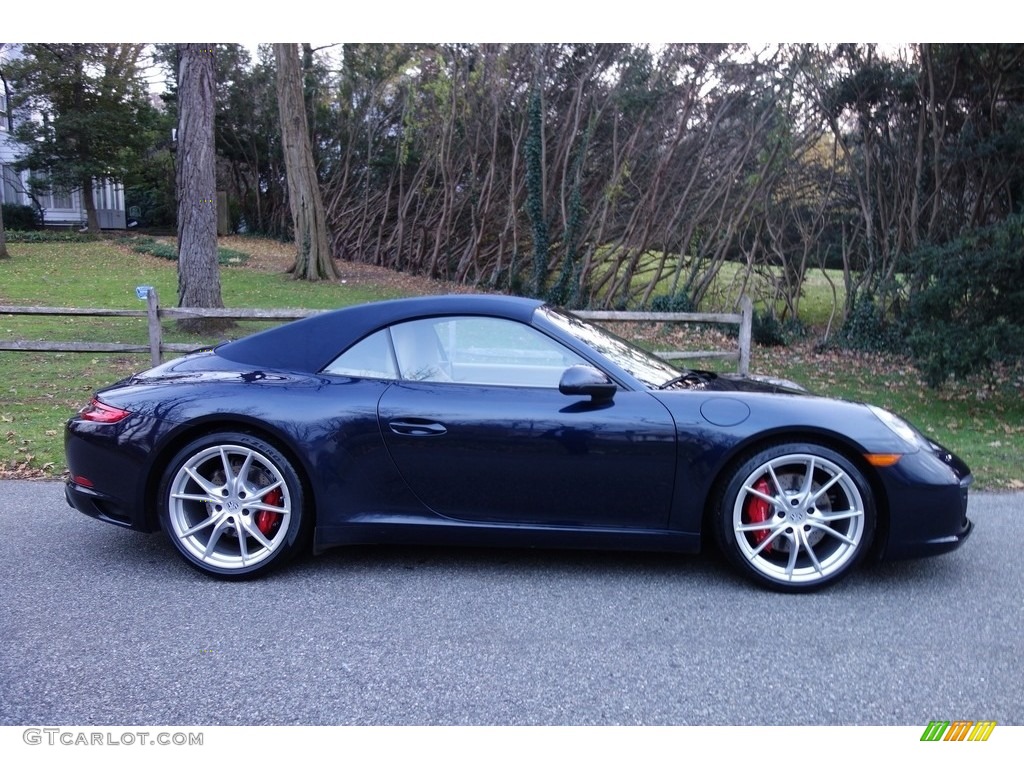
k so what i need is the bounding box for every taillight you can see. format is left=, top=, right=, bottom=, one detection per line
left=78, top=397, right=131, bottom=424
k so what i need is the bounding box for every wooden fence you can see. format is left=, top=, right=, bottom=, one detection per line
left=0, top=290, right=753, bottom=375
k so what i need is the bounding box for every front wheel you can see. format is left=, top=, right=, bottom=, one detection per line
left=159, top=432, right=310, bottom=578
left=715, top=443, right=875, bottom=592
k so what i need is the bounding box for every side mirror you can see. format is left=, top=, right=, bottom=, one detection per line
left=559, top=365, right=616, bottom=403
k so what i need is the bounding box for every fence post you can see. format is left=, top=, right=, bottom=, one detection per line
left=146, top=288, right=163, bottom=367
left=737, top=295, right=753, bottom=376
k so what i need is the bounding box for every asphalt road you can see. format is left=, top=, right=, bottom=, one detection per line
left=0, top=480, right=1020, bottom=726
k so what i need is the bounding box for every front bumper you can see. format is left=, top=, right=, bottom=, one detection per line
left=877, top=446, right=973, bottom=561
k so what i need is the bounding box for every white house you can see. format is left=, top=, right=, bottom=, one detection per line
left=0, top=44, right=127, bottom=229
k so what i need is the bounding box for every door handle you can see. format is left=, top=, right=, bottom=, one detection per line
left=388, top=419, right=448, bottom=437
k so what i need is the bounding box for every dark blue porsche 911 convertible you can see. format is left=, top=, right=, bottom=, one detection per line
left=64, top=294, right=972, bottom=591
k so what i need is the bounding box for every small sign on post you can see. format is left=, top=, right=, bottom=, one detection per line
left=135, top=285, right=155, bottom=301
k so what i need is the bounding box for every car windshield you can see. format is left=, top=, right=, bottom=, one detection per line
left=538, top=305, right=686, bottom=389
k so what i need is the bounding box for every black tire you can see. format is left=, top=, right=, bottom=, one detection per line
left=158, top=432, right=311, bottom=579
left=714, top=442, right=875, bottom=592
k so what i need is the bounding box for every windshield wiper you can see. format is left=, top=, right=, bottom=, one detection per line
left=658, top=370, right=718, bottom=390
left=658, top=371, right=698, bottom=390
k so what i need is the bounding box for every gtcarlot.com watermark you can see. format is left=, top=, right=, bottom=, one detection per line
left=23, top=728, right=203, bottom=747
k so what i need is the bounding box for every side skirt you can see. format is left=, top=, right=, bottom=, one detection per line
left=313, top=516, right=700, bottom=556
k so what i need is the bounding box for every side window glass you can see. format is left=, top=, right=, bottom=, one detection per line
left=393, top=316, right=587, bottom=387
left=322, top=329, right=398, bottom=379
left=390, top=320, right=451, bottom=381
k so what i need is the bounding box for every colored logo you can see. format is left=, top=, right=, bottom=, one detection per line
left=920, top=720, right=996, bottom=741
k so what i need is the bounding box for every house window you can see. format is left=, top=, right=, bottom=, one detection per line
left=49, top=187, right=73, bottom=209
left=33, top=172, right=75, bottom=210
left=1, top=164, right=20, bottom=204
left=0, top=93, right=7, bottom=132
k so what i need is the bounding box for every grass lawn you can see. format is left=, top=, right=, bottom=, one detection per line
left=754, top=345, right=1024, bottom=491
left=589, top=247, right=848, bottom=327
left=1, top=235, right=1021, bottom=489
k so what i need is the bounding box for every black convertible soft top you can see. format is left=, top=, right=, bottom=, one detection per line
left=214, top=294, right=544, bottom=373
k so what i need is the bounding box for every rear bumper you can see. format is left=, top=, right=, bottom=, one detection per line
left=64, top=415, right=157, bottom=532
left=65, top=481, right=139, bottom=530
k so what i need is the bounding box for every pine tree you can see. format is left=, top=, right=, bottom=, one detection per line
left=6, top=44, right=155, bottom=233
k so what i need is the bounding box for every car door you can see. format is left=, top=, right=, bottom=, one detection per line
left=377, top=316, right=678, bottom=530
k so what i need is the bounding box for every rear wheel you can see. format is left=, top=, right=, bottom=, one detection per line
left=159, top=432, right=310, bottom=578
left=715, top=443, right=875, bottom=592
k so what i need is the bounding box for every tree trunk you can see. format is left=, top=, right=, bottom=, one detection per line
left=0, top=201, right=9, bottom=259
left=175, top=43, right=225, bottom=332
left=273, top=43, right=339, bottom=281
left=80, top=176, right=99, bottom=233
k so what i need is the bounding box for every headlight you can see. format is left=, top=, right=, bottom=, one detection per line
left=867, top=405, right=925, bottom=448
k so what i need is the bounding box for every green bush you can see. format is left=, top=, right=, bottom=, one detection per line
left=123, top=236, right=178, bottom=260
left=5, top=230, right=96, bottom=243
left=119, top=236, right=248, bottom=266
left=752, top=310, right=804, bottom=347
left=905, top=215, right=1024, bottom=387
left=650, top=291, right=695, bottom=313
left=2, top=203, right=43, bottom=231
left=218, top=247, right=249, bottom=265
left=837, top=295, right=904, bottom=354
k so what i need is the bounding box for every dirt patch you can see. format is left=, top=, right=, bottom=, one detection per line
left=219, top=236, right=295, bottom=273
left=220, top=236, right=477, bottom=296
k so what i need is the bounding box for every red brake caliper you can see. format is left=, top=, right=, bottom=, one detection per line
left=255, top=488, right=283, bottom=536
left=745, top=478, right=774, bottom=553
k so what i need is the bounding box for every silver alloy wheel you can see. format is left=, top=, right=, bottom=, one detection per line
left=731, top=452, right=866, bottom=586
left=166, top=443, right=292, bottom=571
